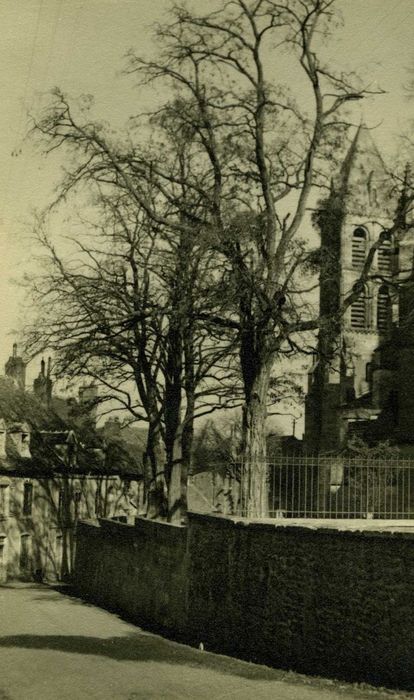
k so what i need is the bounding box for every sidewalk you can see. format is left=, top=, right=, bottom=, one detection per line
left=0, top=583, right=411, bottom=700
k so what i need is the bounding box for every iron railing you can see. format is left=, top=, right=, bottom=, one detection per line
left=265, top=456, right=414, bottom=519
left=195, top=456, right=414, bottom=519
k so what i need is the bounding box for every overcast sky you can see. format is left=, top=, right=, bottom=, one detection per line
left=0, top=0, right=413, bottom=391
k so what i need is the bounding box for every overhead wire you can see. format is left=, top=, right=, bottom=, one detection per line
left=2, top=0, right=45, bottom=225
left=7, top=0, right=65, bottom=231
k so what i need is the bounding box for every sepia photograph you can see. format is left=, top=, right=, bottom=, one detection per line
left=1, top=1, right=414, bottom=698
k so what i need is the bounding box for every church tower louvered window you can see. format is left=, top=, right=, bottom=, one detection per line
left=377, top=238, right=392, bottom=275
left=377, top=284, right=391, bottom=332
left=352, top=228, right=367, bottom=268
left=351, top=287, right=367, bottom=329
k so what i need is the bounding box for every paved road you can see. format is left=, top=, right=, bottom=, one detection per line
left=0, top=583, right=411, bottom=700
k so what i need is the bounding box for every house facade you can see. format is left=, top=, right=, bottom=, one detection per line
left=0, top=348, right=143, bottom=582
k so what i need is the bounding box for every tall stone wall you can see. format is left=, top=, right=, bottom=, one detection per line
left=74, top=517, right=188, bottom=635
left=74, top=514, right=414, bottom=690
left=187, top=514, right=414, bottom=689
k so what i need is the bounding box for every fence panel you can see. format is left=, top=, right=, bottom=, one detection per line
left=266, top=456, right=414, bottom=519
left=199, top=456, right=414, bottom=519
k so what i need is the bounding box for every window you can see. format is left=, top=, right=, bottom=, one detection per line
left=20, top=534, right=31, bottom=573
left=351, top=288, right=367, bottom=329
left=378, top=238, right=392, bottom=274
left=55, top=533, right=63, bottom=577
left=352, top=227, right=367, bottom=268
left=0, top=535, right=6, bottom=567
left=377, top=285, right=391, bottom=332
left=0, top=535, right=7, bottom=581
left=0, top=485, right=9, bottom=518
left=23, top=482, right=33, bottom=516
left=0, top=423, right=6, bottom=459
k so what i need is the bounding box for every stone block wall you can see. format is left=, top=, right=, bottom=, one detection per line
left=187, top=514, right=414, bottom=689
left=74, top=517, right=188, bottom=635
left=74, top=513, right=414, bottom=690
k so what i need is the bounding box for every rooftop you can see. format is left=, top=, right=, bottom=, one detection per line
left=0, top=377, right=143, bottom=479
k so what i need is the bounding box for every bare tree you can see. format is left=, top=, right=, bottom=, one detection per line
left=24, top=185, right=238, bottom=519
left=125, top=0, right=382, bottom=515
left=28, top=0, right=386, bottom=517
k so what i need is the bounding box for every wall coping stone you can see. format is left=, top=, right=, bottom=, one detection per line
left=77, top=520, right=102, bottom=537
left=187, top=511, right=414, bottom=540
left=98, top=518, right=134, bottom=531
left=79, top=516, right=187, bottom=544
left=134, top=516, right=186, bottom=531
left=78, top=519, right=101, bottom=529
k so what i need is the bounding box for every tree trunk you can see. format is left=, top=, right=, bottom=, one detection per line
left=240, top=361, right=271, bottom=518
left=180, top=325, right=196, bottom=518
left=59, top=476, right=72, bottom=580
left=164, top=313, right=184, bottom=523
left=144, top=420, right=167, bottom=519
left=167, top=425, right=183, bottom=523
left=165, top=231, right=195, bottom=523
left=166, top=377, right=195, bottom=524
left=164, top=322, right=182, bottom=484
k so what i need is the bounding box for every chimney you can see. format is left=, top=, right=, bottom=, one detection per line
left=78, top=384, right=98, bottom=426
left=5, top=344, right=26, bottom=391
left=33, top=356, right=53, bottom=405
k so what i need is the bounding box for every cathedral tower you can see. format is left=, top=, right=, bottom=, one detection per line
left=304, top=127, right=399, bottom=452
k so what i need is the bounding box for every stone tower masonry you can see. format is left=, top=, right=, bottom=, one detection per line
left=304, top=126, right=401, bottom=453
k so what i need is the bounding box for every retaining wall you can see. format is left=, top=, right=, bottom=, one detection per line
left=73, top=513, right=414, bottom=690
left=74, top=516, right=188, bottom=634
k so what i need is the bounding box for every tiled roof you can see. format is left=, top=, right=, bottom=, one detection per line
left=0, top=378, right=143, bottom=479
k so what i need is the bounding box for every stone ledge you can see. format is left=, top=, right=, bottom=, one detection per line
left=188, top=511, right=414, bottom=539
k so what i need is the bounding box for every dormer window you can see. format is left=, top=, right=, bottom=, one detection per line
left=9, top=422, right=31, bottom=458
left=352, top=227, right=367, bottom=268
